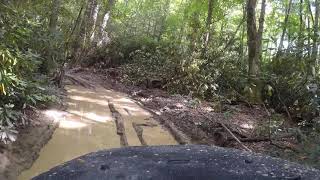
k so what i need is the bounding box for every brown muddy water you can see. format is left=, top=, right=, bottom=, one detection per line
left=18, top=85, right=177, bottom=180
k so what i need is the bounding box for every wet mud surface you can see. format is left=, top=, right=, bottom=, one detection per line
left=19, top=81, right=177, bottom=179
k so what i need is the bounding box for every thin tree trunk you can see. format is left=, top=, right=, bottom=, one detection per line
left=72, top=0, right=98, bottom=65
left=49, top=0, right=60, bottom=33
left=308, top=16, right=312, bottom=57
left=94, top=0, right=116, bottom=47
left=203, top=0, right=214, bottom=51
left=42, top=0, right=60, bottom=74
left=188, top=12, right=200, bottom=52
left=276, top=0, right=293, bottom=57
left=312, top=0, right=319, bottom=73
left=78, top=0, right=98, bottom=48
left=147, top=19, right=151, bottom=36
left=307, top=0, right=315, bottom=24
left=224, top=18, right=245, bottom=50
left=68, top=1, right=86, bottom=67
left=157, top=0, right=171, bottom=41
left=257, top=0, right=266, bottom=59
left=298, top=0, right=304, bottom=57
left=89, top=3, right=100, bottom=42
left=153, top=18, right=158, bottom=38
left=240, top=3, right=246, bottom=61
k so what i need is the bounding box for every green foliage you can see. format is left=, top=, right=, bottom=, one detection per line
left=261, top=54, right=320, bottom=122
left=112, top=37, right=222, bottom=99
left=0, top=2, right=60, bottom=143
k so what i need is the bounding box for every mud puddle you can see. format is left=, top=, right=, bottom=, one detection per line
left=18, top=85, right=176, bottom=179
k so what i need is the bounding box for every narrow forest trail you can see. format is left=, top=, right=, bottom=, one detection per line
left=18, top=77, right=177, bottom=179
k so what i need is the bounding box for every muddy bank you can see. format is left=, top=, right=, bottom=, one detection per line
left=61, top=68, right=318, bottom=169
left=72, top=68, right=308, bottom=164
left=0, top=110, right=59, bottom=180
left=73, top=69, right=272, bottom=148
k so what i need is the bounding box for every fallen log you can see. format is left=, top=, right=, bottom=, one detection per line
left=132, top=123, right=148, bottom=146
left=108, top=101, right=128, bottom=147
left=200, top=112, right=252, bottom=152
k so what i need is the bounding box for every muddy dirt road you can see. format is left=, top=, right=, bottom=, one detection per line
left=18, top=83, right=177, bottom=179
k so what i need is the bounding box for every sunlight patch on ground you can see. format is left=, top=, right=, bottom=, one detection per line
left=67, top=88, right=96, bottom=94
left=59, top=120, right=87, bottom=129
left=240, top=123, right=254, bottom=129
left=69, top=96, right=109, bottom=106
left=45, top=110, right=88, bottom=129
left=44, top=110, right=67, bottom=121
left=67, top=102, right=77, bottom=106
left=85, top=112, right=112, bottom=123
left=68, top=110, right=112, bottom=123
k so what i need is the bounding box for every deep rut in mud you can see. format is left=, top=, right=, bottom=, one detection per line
left=18, top=84, right=177, bottom=179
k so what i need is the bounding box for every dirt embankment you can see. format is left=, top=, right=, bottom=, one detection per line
left=0, top=109, right=60, bottom=180
left=73, top=69, right=291, bottom=150
left=70, top=68, right=310, bottom=166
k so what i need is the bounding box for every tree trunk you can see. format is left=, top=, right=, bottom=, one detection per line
left=312, top=0, right=319, bottom=75
left=89, top=3, right=100, bottom=42
left=157, top=0, right=171, bottom=41
left=77, top=0, right=99, bottom=49
left=298, top=0, right=304, bottom=58
left=257, top=0, right=266, bottom=59
left=307, top=0, right=315, bottom=24
left=42, top=0, right=60, bottom=74
left=49, top=0, right=60, bottom=33
left=308, top=16, right=312, bottom=57
left=203, top=0, right=214, bottom=51
left=71, top=0, right=98, bottom=65
left=246, top=0, right=266, bottom=103
left=240, top=3, right=246, bottom=61
left=247, top=0, right=258, bottom=77
left=94, top=0, right=116, bottom=47
left=276, top=0, right=293, bottom=57
left=188, top=11, right=201, bottom=52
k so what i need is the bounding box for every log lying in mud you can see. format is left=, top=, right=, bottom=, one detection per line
left=33, top=145, right=320, bottom=180
left=65, top=73, right=95, bottom=89
left=108, top=101, right=128, bottom=147
left=130, top=99, right=191, bottom=145
left=132, top=122, right=147, bottom=146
